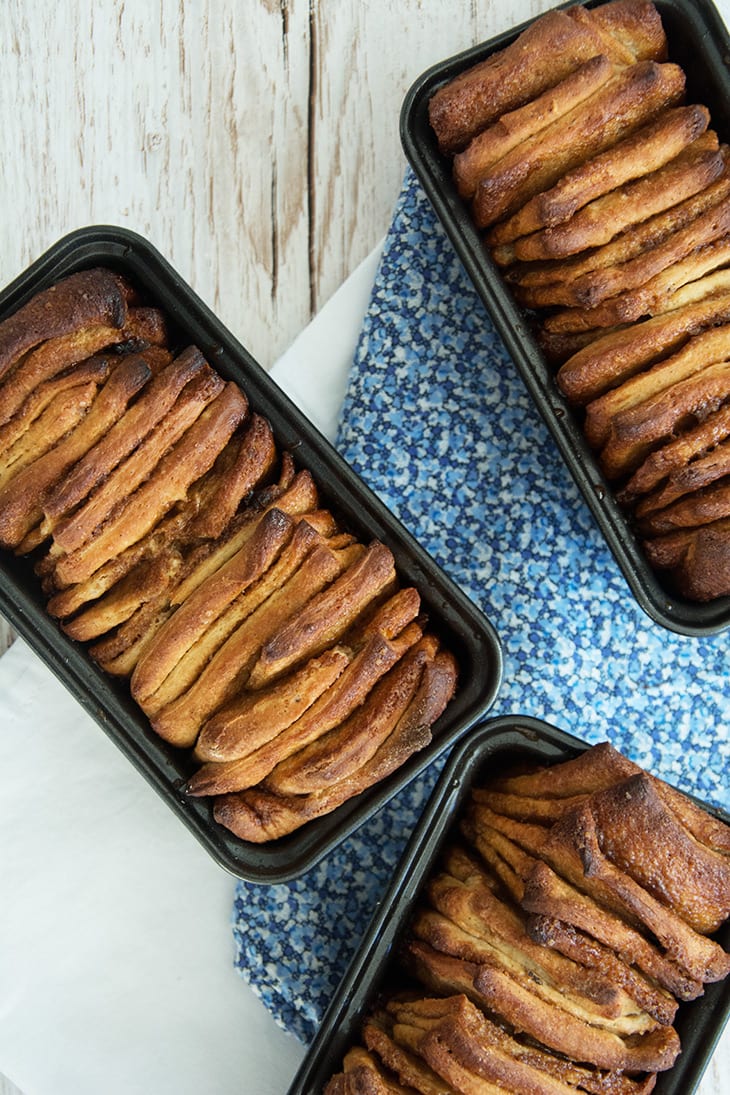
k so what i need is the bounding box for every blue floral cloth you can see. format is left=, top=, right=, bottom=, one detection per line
left=232, top=169, right=729, bottom=1044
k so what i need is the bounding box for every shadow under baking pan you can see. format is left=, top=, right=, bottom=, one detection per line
left=288, top=715, right=730, bottom=1095
left=0, top=227, right=503, bottom=883
left=400, top=0, right=730, bottom=636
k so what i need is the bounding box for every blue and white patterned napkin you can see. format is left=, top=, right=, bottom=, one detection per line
left=232, top=169, right=729, bottom=1044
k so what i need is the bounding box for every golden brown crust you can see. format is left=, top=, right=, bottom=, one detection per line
left=543, top=802, right=730, bottom=983
left=412, top=898, right=651, bottom=1034
left=130, top=507, right=298, bottom=707
left=0, top=356, right=152, bottom=549
left=269, top=632, right=433, bottom=795
left=351, top=586, right=422, bottom=644
left=0, top=354, right=113, bottom=464
left=329, top=742, right=730, bottom=1092
left=599, top=360, right=730, bottom=480
left=50, top=377, right=246, bottom=588
left=463, top=800, right=709, bottom=1000
left=638, top=476, right=730, bottom=535
left=158, top=518, right=343, bottom=718
left=0, top=379, right=102, bottom=495
left=43, top=451, right=273, bottom=622
left=527, top=914, right=678, bottom=1027
left=362, top=1017, right=456, bottom=1095
left=543, top=236, right=730, bottom=339
left=115, top=305, right=169, bottom=350
left=0, top=305, right=166, bottom=428
left=182, top=413, right=277, bottom=541
left=167, top=465, right=317, bottom=606
left=427, top=850, right=645, bottom=1023
left=586, top=0, right=667, bottom=62
left=405, top=937, right=679, bottom=1073
left=545, top=191, right=730, bottom=314
left=50, top=355, right=226, bottom=559
left=583, top=324, right=730, bottom=450
left=429, top=10, right=604, bottom=155
left=489, top=103, right=711, bottom=252
left=151, top=538, right=356, bottom=747
left=619, top=403, right=730, bottom=503
left=325, top=1045, right=422, bottom=1095
left=514, top=180, right=730, bottom=326
left=556, top=289, right=730, bottom=405
left=471, top=786, right=588, bottom=823
left=488, top=740, right=635, bottom=797
left=0, top=267, right=133, bottom=382
left=521, top=859, right=705, bottom=1001
left=190, top=632, right=414, bottom=795
left=194, top=646, right=352, bottom=763
left=372, top=1021, right=503, bottom=1095
left=88, top=597, right=174, bottom=677
left=245, top=540, right=397, bottom=689
left=634, top=439, right=730, bottom=518
left=211, top=696, right=434, bottom=842
left=426, top=0, right=730, bottom=604
left=453, top=55, right=616, bottom=199
left=384, top=994, right=658, bottom=1095
left=506, top=171, right=730, bottom=310
left=428, top=0, right=667, bottom=154
left=61, top=549, right=183, bottom=643
left=41, top=346, right=208, bottom=530
left=585, top=775, right=730, bottom=933
left=512, top=132, right=724, bottom=266
left=471, top=61, right=685, bottom=228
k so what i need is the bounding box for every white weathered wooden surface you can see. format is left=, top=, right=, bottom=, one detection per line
left=0, top=1, right=728, bottom=1092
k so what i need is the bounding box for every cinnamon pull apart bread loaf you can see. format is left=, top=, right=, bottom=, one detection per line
left=324, top=742, right=730, bottom=1094
left=429, top=0, right=730, bottom=602
left=0, top=266, right=458, bottom=842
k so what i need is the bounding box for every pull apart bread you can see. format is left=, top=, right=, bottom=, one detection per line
left=324, top=742, right=730, bottom=1094
left=0, top=266, right=458, bottom=841
left=429, top=0, right=730, bottom=601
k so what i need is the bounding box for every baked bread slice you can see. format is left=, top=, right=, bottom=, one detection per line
left=515, top=131, right=723, bottom=263
left=556, top=288, right=730, bottom=404
left=488, top=103, right=712, bottom=253
left=428, top=0, right=667, bottom=153
left=0, top=267, right=134, bottom=381
left=472, top=61, right=684, bottom=228
left=211, top=649, right=455, bottom=842
left=453, top=54, right=617, bottom=199
left=599, top=360, right=730, bottom=479
left=644, top=515, right=730, bottom=599
left=189, top=629, right=422, bottom=794
left=0, top=355, right=152, bottom=549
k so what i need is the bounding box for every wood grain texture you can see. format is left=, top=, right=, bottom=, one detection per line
left=0, top=1, right=728, bottom=1090
left=0, top=0, right=549, bottom=368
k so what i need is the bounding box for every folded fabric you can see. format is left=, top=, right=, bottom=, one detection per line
left=233, top=168, right=729, bottom=1044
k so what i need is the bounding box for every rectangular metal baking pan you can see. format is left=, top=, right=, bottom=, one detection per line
left=288, top=715, right=730, bottom=1095
left=400, top=0, right=730, bottom=636
left=0, top=227, right=503, bottom=883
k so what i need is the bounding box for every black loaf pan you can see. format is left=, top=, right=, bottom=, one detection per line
left=400, top=0, right=730, bottom=636
left=287, top=716, right=730, bottom=1095
left=0, top=227, right=503, bottom=883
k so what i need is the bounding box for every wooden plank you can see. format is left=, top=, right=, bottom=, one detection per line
left=307, top=0, right=550, bottom=313
left=0, top=0, right=554, bottom=367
